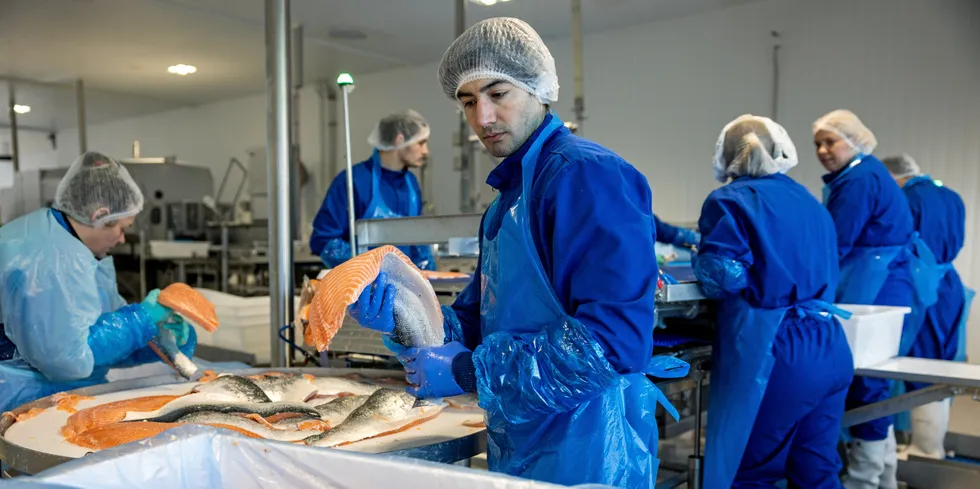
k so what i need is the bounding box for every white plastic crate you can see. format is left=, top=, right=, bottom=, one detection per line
left=194, top=288, right=300, bottom=364
left=837, top=304, right=912, bottom=368
left=148, top=240, right=210, bottom=259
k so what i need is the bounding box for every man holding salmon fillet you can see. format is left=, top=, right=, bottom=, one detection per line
left=347, top=17, right=687, bottom=488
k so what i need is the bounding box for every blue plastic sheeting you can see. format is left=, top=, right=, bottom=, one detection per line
left=1, top=426, right=613, bottom=489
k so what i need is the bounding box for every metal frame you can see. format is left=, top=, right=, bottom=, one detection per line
left=0, top=368, right=487, bottom=476
left=355, top=214, right=483, bottom=249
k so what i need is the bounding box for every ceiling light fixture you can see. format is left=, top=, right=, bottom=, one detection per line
left=167, top=64, right=198, bottom=76
left=12, top=105, right=30, bottom=114
left=470, top=0, right=511, bottom=6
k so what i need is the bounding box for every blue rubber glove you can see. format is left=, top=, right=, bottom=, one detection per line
left=383, top=334, right=410, bottom=360
left=674, top=229, right=701, bottom=248
left=141, top=289, right=191, bottom=347
left=401, top=341, right=470, bottom=398
left=348, top=271, right=397, bottom=334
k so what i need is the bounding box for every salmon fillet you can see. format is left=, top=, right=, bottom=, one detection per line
left=158, top=283, right=219, bottom=332
left=62, top=395, right=183, bottom=439
left=306, top=246, right=417, bottom=352
left=52, top=393, right=95, bottom=414
left=421, top=270, right=471, bottom=280
left=66, top=421, right=263, bottom=451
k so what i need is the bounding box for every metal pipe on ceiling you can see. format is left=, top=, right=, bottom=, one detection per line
left=264, top=0, right=294, bottom=369
left=7, top=83, right=20, bottom=173
left=75, top=79, right=88, bottom=153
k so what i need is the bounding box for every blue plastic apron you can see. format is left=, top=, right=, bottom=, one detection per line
left=477, top=116, right=687, bottom=487
left=955, top=288, right=976, bottom=362
left=363, top=151, right=435, bottom=270
left=705, top=297, right=850, bottom=489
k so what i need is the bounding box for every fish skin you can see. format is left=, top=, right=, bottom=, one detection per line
left=310, top=377, right=382, bottom=397
left=304, top=388, right=444, bottom=447
left=193, top=375, right=272, bottom=403
left=124, top=399, right=320, bottom=423
left=148, top=329, right=201, bottom=381
left=177, top=412, right=325, bottom=442
left=314, top=395, right=370, bottom=427
left=446, top=393, right=481, bottom=411
left=248, top=373, right=318, bottom=403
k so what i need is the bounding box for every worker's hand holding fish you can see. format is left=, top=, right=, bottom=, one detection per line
left=401, top=341, right=470, bottom=398
left=141, top=289, right=191, bottom=346
left=348, top=271, right=397, bottom=334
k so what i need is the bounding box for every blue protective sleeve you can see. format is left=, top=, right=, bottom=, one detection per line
left=541, top=158, right=657, bottom=373
left=120, top=327, right=199, bottom=367
left=471, top=316, right=619, bottom=425
left=696, top=193, right=753, bottom=299
left=86, top=303, right=160, bottom=368
left=655, top=214, right=698, bottom=247
left=695, top=253, right=749, bottom=299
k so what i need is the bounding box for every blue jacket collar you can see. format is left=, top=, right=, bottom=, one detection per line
left=486, top=112, right=555, bottom=190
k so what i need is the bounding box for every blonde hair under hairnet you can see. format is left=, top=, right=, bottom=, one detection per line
left=882, top=154, right=922, bottom=179
left=812, top=109, right=878, bottom=155
left=367, top=110, right=431, bottom=151
left=713, top=115, right=799, bottom=183
left=54, top=151, right=144, bottom=227
left=438, top=17, right=559, bottom=105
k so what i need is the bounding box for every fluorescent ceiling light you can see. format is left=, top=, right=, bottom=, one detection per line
left=470, top=0, right=511, bottom=5
left=13, top=105, right=30, bottom=114
left=167, top=64, right=198, bottom=76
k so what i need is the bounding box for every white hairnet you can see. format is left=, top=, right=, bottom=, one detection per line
left=713, top=115, right=799, bottom=183
left=812, top=109, right=878, bottom=155
left=367, top=110, right=431, bottom=151
left=437, top=17, right=559, bottom=105
left=882, top=154, right=922, bottom=179
left=54, top=151, right=144, bottom=227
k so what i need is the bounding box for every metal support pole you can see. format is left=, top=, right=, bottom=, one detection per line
left=455, top=0, right=473, bottom=213
left=771, top=31, right=781, bottom=121
left=139, top=229, right=147, bottom=298
left=7, top=83, right=20, bottom=172
left=571, top=0, right=585, bottom=135
left=264, top=0, right=294, bottom=368
left=290, top=23, right=303, bottom=242
left=687, top=372, right=704, bottom=489
left=340, top=84, right=356, bottom=256
left=75, top=79, right=87, bottom=153
left=220, top=225, right=230, bottom=293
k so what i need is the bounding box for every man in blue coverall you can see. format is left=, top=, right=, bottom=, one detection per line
left=310, top=110, right=436, bottom=270
left=344, top=17, right=687, bottom=488
left=883, top=154, right=971, bottom=460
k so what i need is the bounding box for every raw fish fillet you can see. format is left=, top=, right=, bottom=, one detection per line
left=52, top=393, right=95, bottom=414
left=123, top=398, right=321, bottom=423
left=62, top=395, right=183, bottom=438
left=158, top=283, right=219, bottom=332
left=192, top=374, right=273, bottom=403
left=66, top=421, right=263, bottom=451
left=247, top=373, right=319, bottom=402
left=177, top=412, right=326, bottom=442
left=421, top=270, right=471, bottom=280
left=306, top=245, right=444, bottom=352
left=310, top=377, right=382, bottom=397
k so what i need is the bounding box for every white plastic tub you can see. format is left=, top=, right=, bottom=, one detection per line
left=836, top=304, right=912, bottom=368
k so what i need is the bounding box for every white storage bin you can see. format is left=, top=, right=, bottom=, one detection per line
left=149, top=241, right=210, bottom=258
left=837, top=304, right=911, bottom=368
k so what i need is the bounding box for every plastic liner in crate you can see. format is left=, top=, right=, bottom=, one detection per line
left=1, top=425, right=611, bottom=489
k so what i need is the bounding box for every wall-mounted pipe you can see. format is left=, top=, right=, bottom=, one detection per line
left=571, top=0, right=585, bottom=135
left=290, top=23, right=304, bottom=242
left=771, top=30, right=781, bottom=121
left=455, top=0, right=474, bottom=213
left=7, top=83, right=20, bottom=172
left=75, top=79, right=88, bottom=153
left=264, top=0, right=294, bottom=369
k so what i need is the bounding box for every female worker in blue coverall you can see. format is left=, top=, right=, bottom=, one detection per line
left=813, top=110, right=941, bottom=489
left=883, top=154, right=973, bottom=460
left=344, top=18, right=689, bottom=488
left=0, top=152, right=196, bottom=413
left=696, top=115, right=855, bottom=488
left=309, top=110, right=436, bottom=271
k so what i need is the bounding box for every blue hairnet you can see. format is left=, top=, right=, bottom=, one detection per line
left=367, top=110, right=430, bottom=151
left=812, top=110, right=878, bottom=155
left=54, top=151, right=144, bottom=227
left=882, top=154, right=922, bottom=179
left=438, top=17, right=559, bottom=104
